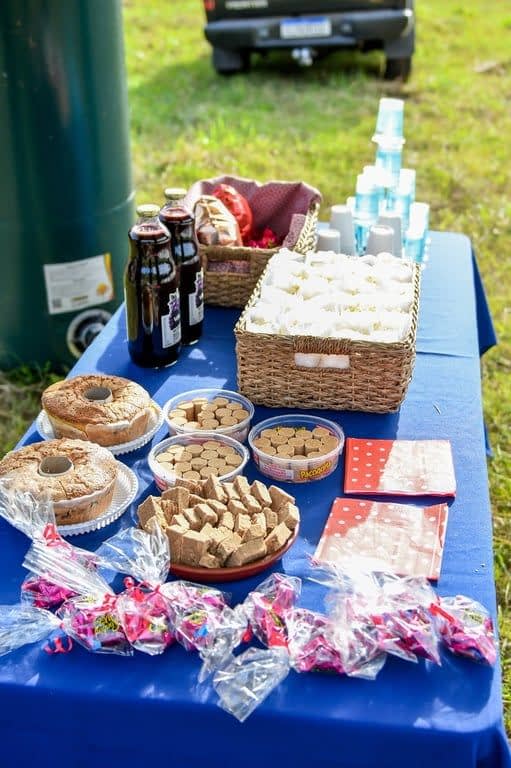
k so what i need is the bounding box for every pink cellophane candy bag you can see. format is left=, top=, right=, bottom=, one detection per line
left=161, top=580, right=246, bottom=678
left=242, top=573, right=302, bottom=648
left=22, top=534, right=131, bottom=655
left=286, top=608, right=345, bottom=674
left=21, top=573, right=76, bottom=610
left=369, top=573, right=441, bottom=665
left=96, top=524, right=175, bottom=655
left=57, top=593, right=131, bottom=655
left=161, top=580, right=230, bottom=651
left=431, top=595, right=497, bottom=665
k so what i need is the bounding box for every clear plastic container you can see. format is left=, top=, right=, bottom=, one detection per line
left=148, top=432, right=249, bottom=491
left=248, top=414, right=345, bottom=484
left=163, top=388, right=254, bottom=443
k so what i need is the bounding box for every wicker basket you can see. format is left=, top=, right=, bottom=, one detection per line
left=200, top=201, right=319, bottom=307
left=184, top=175, right=321, bottom=308
left=235, top=264, right=421, bottom=414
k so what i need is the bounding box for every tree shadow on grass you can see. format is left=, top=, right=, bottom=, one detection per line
left=127, top=46, right=409, bottom=194
left=128, top=46, right=404, bottom=139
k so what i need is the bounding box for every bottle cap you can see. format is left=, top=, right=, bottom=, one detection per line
left=164, top=187, right=187, bottom=201
left=136, top=203, right=159, bottom=217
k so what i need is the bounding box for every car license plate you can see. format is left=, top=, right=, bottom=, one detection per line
left=280, top=17, right=332, bottom=40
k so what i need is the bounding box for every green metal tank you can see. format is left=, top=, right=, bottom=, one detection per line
left=0, top=0, right=134, bottom=368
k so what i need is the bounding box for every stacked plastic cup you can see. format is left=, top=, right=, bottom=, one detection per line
left=354, top=174, right=380, bottom=254
left=329, top=204, right=356, bottom=256
left=373, top=98, right=405, bottom=141
left=405, top=202, right=430, bottom=263
left=373, top=98, right=405, bottom=188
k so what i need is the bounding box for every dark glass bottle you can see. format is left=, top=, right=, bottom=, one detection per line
left=124, top=204, right=181, bottom=368
left=159, top=187, right=204, bottom=346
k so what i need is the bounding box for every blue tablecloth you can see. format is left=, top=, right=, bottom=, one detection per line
left=0, top=231, right=508, bottom=768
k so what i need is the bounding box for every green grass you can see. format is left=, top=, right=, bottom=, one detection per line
left=2, top=0, right=511, bottom=731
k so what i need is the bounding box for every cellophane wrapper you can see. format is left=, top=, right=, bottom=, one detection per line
left=95, top=524, right=170, bottom=587
left=23, top=536, right=114, bottom=600
left=116, top=581, right=175, bottom=656
left=0, top=604, right=60, bottom=655
left=94, top=524, right=174, bottom=655
left=161, top=580, right=247, bottom=677
left=21, top=572, right=76, bottom=610
left=431, top=595, right=497, bottom=665
left=161, top=581, right=247, bottom=682
left=316, top=558, right=441, bottom=666
left=57, top=593, right=132, bottom=656
left=0, top=483, right=55, bottom=540
left=369, top=572, right=441, bottom=664
left=161, top=580, right=230, bottom=652
left=213, top=647, right=290, bottom=722
left=195, top=195, right=242, bottom=247
left=242, top=573, right=302, bottom=648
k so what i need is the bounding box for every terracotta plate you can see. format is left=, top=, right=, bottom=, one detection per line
left=169, top=524, right=300, bottom=583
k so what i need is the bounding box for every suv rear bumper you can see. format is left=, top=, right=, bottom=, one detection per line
left=205, top=8, right=414, bottom=52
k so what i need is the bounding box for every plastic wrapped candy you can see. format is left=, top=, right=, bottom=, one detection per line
left=242, top=573, right=301, bottom=648
left=95, top=525, right=175, bottom=656
left=0, top=604, right=61, bottom=656
left=328, top=598, right=387, bottom=680
left=161, top=580, right=230, bottom=652
left=314, top=559, right=441, bottom=666
left=21, top=573, right=75, bottom=610
left=285, top=608, right=346, bottom=674
left=211, top=183, right=253, bottom=242
left=160, top=580, right=246, bottom=677
left=57, top=593, right=132, bottom=656
left=431, top=595, right=497, bottom=665
left=23, top=536, right=114, bottom=600
left=116, top=578, right=174, bottom=656
left=0, top=596, right=131, bottom=657
left=369, top=573, right=441, bottom=665
left=213, top=647, right=290, bottom=722
left=21, top=534, right=132, bottom=655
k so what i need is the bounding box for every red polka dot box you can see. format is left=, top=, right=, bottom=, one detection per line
left=343, top=438, right=456, bottom=497
left=314, top=497, right=449, bottom=580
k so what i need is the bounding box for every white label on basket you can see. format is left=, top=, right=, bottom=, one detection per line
left=43, top=254, right=114, bottom=315
left=294, top=353, right=350, bottom=370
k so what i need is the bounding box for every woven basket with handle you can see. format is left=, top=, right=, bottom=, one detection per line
left=200, top=200, right=319, bottom=307
left=184, top=175, right=321, bottom=308
left=234, top=263, right=421, bottom=414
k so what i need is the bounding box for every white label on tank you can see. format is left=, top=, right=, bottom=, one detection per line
left=43, top=253, right=114, bottom=315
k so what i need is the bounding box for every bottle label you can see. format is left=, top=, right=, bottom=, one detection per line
left=161, top=291, right=181, bottom=348
left=43, top=254, right=114, bottom=315
left=188, top=269, right=204, bottom=326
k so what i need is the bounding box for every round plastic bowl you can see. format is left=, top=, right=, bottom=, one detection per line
left=147, top=432, right=249, bottom=491
left=163, top=388, right=254, bottom=443
left=248, top=414, right=345, bottom=484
